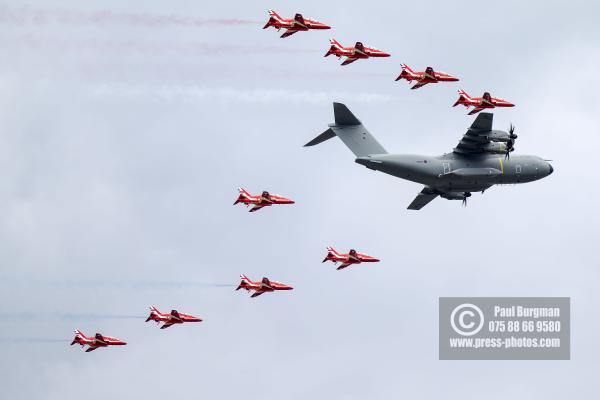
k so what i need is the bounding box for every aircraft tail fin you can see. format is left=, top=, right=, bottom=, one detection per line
left=267, top=10, right=283, bottom=21
left=304, top=103, right=387, bottom=157
left=236, top=274, right=251, bottom=291
left=323, top=246, right=338, bottom=262
left=71, top=329, right=85, bottom=345
left=146, top=306, right=160, bottom=322
left=395, top=63, right=413, bottom=81
left=264, top=10, right=283, bottom=28
left=400, top=63, right=413, bottom=73
left=234, top=187, right=251, bottom=205
left=325, top=38, right=342, bottom=57
left=453, top=89, right=471, bottom=107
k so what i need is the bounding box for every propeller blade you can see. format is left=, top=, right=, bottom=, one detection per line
left=462, top=192, right=471, bottom=207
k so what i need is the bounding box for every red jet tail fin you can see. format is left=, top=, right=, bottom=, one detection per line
left=396, top=63, right=414, bottom=81
left=146, top=306, right=160, bottom=322
left=71, top=329, right=85, bottom=345
left=234, top=187, right=251, bottom=205
left=325, top=38, right=343, bottom=57
left=453, top=89, right=471, bottom=107
left=400, top=63, right=413, bottom=73
left=323, top=246, right=338, bottom=262
left=264, top=10, right=283, bottom=29
left=268, top=10, right=283, bottom=20
left=236, top=274, right=252, bottom=290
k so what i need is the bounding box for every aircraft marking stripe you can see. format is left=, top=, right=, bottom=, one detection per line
left=499, top=158, right=504, bottom=174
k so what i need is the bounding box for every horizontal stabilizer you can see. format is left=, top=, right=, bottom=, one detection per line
left=304, top=128, right=335, bottom=147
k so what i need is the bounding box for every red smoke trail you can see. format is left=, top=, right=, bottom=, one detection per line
left=0, top=6, right=259, bottom=28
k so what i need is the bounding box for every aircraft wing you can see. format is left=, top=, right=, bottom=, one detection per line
left=407, top=187, right=439, bottom=210
left=410, top=81, right=428, bottom=90
left=249, top=205, right=265, bottom=212
left=336, top=262, right=352, bottom=270
left=280, top=29, right=298, bottom=38
left=453, top=113, right=493, bottom=155
left=341, top=57, right=359, bottom=66
left=468, top=107, right=485, bottom=115
left=85, top=346, right=99, bottom=352
left=250, top=291, right=265, bottom=298
left=160, top=321, right=175, bottom=329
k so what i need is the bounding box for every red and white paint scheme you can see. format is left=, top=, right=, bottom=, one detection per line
left=70, top=329, right=127, bottom=353
left=395, top=64, right=459, bottom=90
left=453, top=89, right=515, bottom=115
left=145, top=306, right=203, bottom=329
left=234, top=187, right=295, bottom=213
left=324, top=38, right=391, bottom=66
left=322, top=247, right=381, bottom=270
left=263, top=10, right=331, bottom=38
left=236, top=274, right=293, bottom=298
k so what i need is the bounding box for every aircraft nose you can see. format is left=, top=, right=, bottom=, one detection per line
left=548, top=164, right=554, bottom=175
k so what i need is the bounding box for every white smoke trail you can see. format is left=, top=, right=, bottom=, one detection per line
left=0, top=337, right=67, bottom=343
left=89, top=84, right=397, bottom=106
left=0, top=312, right=145, bottom=321
left=0, top=5, right=259, bottom=28
left=0, top=277, right=238, bottom=290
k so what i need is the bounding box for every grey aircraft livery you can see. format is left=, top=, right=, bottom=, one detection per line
left=305, top=103, right=553, bottom=210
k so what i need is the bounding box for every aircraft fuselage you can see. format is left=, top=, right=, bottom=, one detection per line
left=355, top=153, right=553, bottom=193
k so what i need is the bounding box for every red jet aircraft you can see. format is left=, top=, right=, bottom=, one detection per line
left=263, top=10, right=331, bottom=38
left=322, top=247, right=380, bottom=270
left=234, top=187, right=295, bottom=212
left=395, top=64, right=459, bottom=89
left=145, top=306, right=203, bottom=329
left=453, top=89, right=515, bottom=115
left=324, top=38, right=391, bottom=66
left=236, top=274, right=293, bottom=298
left=70, top=329, right=127, bottom=352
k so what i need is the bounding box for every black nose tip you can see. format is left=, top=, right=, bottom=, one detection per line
left=548, top=164, right=554, bottom=175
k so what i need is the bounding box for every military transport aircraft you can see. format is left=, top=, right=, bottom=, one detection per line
left=324, top=39, right=391, bottom=66
left=263, top=10, right=331, bottom=38
left=71, top=329, right=127, bottom=352
left=322, top=247, right=380, bottom=270
left=145, top=306, right=203, bottom=329
left=304, top=103, right=553, bottom=210
left=234, top=188, right=295, bottom=212
left=236, top=274, right=293, bottom=298
left=453, top=89, right=515, bottom=115
left=395, top=64, right=459, bottom=89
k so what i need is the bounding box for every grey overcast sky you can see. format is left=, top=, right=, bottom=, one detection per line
left=0, top=1, right=599, bottom=399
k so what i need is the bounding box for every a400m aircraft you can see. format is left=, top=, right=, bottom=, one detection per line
left=305, top=103, right=553, bottom=210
